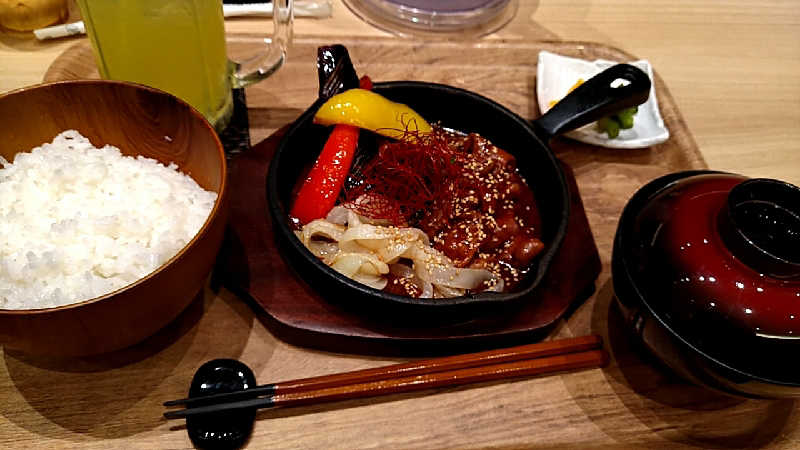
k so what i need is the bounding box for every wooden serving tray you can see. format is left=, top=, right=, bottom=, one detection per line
left=28, top=37, right=800, bottom=450
left=44, top=36, right=706, bottom=352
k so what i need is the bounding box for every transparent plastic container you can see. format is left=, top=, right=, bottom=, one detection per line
left=342, top=0, right=517, bottom=38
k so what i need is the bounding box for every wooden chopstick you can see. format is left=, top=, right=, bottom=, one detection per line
left=164, top=335, right=603, bottom=408
left=164, top=335, right=605, bottom=419
left=164, top=348, right=607, bottom=419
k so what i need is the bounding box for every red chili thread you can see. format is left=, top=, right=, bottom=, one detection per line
left=344, top=126, right=472, bottom=226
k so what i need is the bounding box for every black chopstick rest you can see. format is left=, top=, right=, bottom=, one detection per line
left=185, top=359, right=257, bottom=450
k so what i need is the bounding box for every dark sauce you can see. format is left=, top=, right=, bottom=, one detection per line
left=383, top=271, right=424, bottom=297
left=346, top=129, right=544, bottom=295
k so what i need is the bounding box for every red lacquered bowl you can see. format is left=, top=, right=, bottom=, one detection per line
left=612, top=170, right=800, bottom=398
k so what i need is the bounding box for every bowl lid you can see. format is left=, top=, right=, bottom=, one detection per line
left=614, top=171, right=800, bottom=385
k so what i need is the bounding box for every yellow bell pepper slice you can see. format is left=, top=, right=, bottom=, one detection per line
left=313, top=89, right=432, bottom=140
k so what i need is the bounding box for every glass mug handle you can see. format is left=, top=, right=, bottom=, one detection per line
left=232, top=0, right=294, bottom=89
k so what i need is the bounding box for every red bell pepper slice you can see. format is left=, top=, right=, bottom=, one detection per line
left=290, top=124, right=360, bottom=225
left=359, top=75, right=373, bottom=90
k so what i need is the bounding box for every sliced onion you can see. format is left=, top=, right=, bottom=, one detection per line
left=331, top=252, right=389, bottom=277
left=411, top=245, right=500, bottom=290
left=434, top=285, right=464, bottom=298
left=298, top=211, right=505, bottom=298
left=305, top=240, right=340, bottom=264
left=340, top=223, right=428, bottom=263
left=301, top=219, right=345, bottom=244
left=419, top=280, right=434, bottom=298
left=352, top=273, right=388, bottom=290
left=325, top=205, right=350, bottom=225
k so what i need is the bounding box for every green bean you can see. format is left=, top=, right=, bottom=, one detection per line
left=597, top=106, right=638, bottom=138
left=617, top=108, right=635, bottom=129
left=597, top=117, right=620, bottom=138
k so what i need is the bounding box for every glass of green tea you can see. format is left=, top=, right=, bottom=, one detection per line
left=76, top=0, right=293, bottom=132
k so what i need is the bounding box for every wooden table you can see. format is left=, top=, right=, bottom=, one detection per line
left=1, top=1, right=798, bottom=448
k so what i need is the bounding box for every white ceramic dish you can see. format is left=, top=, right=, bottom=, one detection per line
left=537, top=51, right=669, bottom=149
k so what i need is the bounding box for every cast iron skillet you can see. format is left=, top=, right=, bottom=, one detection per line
left=267, top=64, right=650, bottom=316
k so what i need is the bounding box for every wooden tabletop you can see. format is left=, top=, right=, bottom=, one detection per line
left=1, top=1, right=799, bottom=449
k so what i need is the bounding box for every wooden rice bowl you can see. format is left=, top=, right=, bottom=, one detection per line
left=0, top=80, right=229, bottom=356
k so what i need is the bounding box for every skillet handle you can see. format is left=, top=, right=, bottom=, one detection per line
left=532, top=63, right=651, bottom=141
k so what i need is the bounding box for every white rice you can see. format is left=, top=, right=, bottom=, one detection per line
left=0, top=130, right=218, bottom=310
